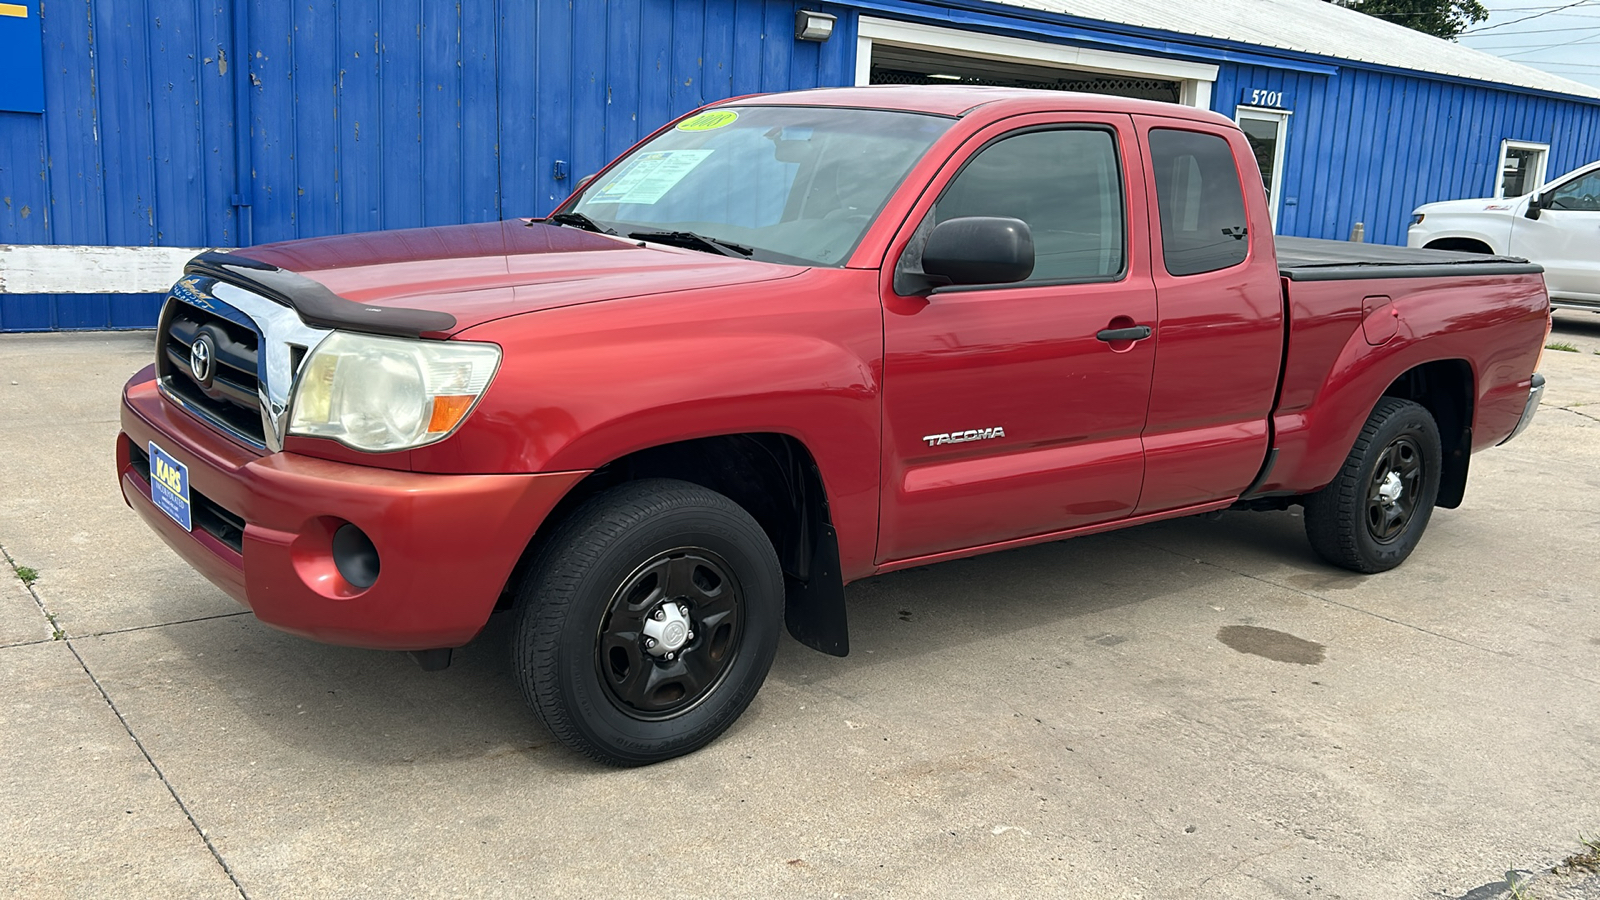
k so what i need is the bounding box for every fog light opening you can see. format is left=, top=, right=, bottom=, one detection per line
left=332, top=523, right=381, bottom=589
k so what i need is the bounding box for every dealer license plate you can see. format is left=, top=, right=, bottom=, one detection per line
left=148, top=441, right=192, bottom=531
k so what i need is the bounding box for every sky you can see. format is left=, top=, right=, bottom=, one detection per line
left=1458, top=0, right=1600, bottom=89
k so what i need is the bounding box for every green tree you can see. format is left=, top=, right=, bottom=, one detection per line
left=1349, top=0, right=1490, bottom=40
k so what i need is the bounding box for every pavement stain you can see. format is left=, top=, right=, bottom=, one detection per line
left=1216, top=625, right=1326, bottom=665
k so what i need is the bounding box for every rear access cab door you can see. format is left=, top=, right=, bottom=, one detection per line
left=1131, top=116, right=1284, bottom=513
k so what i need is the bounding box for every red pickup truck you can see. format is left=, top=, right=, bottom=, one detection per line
left=118, top=87, right=1549, bottom=765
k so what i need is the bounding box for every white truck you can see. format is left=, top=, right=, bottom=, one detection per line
left=1408, top=160, right=1600, bottom=312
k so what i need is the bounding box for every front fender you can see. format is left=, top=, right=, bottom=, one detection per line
left=1409, top=221, right=1510, bottom=254
left=426, top=269, right=885, bottom=579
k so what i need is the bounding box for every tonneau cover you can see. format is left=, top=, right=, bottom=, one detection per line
left=1276, top=236, right=1542, bottom=282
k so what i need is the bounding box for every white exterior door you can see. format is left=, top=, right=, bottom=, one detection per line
left=1235, top=107, right=1290, bottom=231
left=1510, top=169, right=1600, bottom=304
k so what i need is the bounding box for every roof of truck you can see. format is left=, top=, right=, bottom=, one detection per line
left=722, top=85, right=1232, bottom=121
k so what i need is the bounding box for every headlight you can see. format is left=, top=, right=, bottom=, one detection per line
left=1410, top=213, right=1425, bottom=226
left=288, top=332, right=501, bottom=452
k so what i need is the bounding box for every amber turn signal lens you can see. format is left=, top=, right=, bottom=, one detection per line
left=427, top=395, right=476, bottom=433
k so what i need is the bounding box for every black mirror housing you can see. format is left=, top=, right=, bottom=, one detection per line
left=922, top=216, right=1035, bottom=287
left=1526, top=194, right=1544, bottom=220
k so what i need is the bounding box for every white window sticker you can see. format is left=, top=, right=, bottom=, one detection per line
left=594, top=150, right=714, bottom=205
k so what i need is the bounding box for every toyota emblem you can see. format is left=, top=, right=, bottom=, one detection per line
left=190, top=334, right=216, bottom=385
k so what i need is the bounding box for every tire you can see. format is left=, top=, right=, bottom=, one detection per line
left=1304, top=397, right=1443, bottom=574
left=511, top=479, right=783, bottom=766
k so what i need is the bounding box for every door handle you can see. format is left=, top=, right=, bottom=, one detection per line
left=1095, top=325, right=1153, bottom=342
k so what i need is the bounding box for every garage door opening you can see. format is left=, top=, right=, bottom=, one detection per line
left=855, top=18, right=1218, bottom=109
left=870, top=46, right=1183, bottom=104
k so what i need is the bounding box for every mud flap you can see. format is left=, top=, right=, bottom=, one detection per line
left=783, top=522, right=849, bottom=657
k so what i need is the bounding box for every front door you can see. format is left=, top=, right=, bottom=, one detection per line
left=877, top=115, right=1158, bottom=564
left=1510, top=168, right=1600, bottom=306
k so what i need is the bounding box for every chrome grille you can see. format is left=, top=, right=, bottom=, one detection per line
left=155, top=274, right=333, bottom=453
left=157, top=297, right=267, bottom=447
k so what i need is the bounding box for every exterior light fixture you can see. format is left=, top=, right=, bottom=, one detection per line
left=795, top=10, right=836, bottom=42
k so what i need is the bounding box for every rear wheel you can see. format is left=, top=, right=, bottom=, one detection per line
left=1304, top=397, right=1442, bottom=573
left=512, top=479, right=782, bottom=766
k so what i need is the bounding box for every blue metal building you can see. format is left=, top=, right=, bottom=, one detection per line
left=3, top=0, right=1600, bottom=331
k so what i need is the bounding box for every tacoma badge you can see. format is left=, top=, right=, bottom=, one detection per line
left=922, top=427, right=1006, bottom=447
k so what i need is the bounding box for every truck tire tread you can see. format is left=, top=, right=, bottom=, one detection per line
left=1303, top=396, right=1442, bottom=574
left=510, top=478, right=782, bottom=766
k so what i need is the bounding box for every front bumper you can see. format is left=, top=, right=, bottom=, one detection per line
left=119, top=366, right=588, bottom=650
left=1498, top=373, right=1546, bottom=446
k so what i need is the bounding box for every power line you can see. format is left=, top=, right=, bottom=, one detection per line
left=1469, top=38, right=1600, bottom=49
left=1499, top=27, right=1600, bottom=57
left=1519, top=60, right=1600, bottom=69
left=1464, top=22, right=1600, bottom=38
left=1463, top=0, right=1600, bottom=34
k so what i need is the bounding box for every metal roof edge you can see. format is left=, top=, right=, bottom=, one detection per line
left=851, top=0, right=1600, bottom=107
left=850, top=0, right=1340, bottom=75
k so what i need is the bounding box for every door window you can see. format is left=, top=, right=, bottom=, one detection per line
left=1148, top=129, right=1250, bottom=276
left=933, top=128, right=1126, bottom=282
left=1548, top=171, right=1600, bottom=211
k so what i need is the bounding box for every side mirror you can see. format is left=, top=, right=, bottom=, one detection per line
left=922, top=217, right=1035, bottom=287
left=1526, top=194, right=1545, bottom=220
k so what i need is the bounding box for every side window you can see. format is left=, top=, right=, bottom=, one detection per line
left=1148, top=129, right=1250, bottom=276
left=1549, top=172, right=1600, bottom=211
left=935, top=128, right=1126, bottom=282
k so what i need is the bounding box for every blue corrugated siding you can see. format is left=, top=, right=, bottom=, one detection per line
left=6, top=0, right=1600, bottom=331
left=1214, top=61, right=1600, bottom=245
left=0, top=0, right=856, bottom=331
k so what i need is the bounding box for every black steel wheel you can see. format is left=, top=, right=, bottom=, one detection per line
left=1305, top=397, right=1442, bottom=573
left=1363, top=435, right=1424, bottom=544
left=595, top=549, right=744, bottom=719
left=512, top=479, right=782, bottom=766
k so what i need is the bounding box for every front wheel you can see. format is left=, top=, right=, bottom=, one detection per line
left=1304, top=397, right=1443, bottom=573
left=512, top=479, right=783, bottom=766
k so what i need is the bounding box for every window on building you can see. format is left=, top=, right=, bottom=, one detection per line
left=1497, top=140, right=1550, bottom=199
left=1148, top=129, right=1250, bottom=276
left=1234, top=107, right=1290, bottom=232
left=934, top=128, right=1126, bottom=282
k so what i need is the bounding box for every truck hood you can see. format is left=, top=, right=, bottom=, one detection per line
left=1414, top=196, right=1523, bottom=216
left=224, top=220, right=805, bottom=335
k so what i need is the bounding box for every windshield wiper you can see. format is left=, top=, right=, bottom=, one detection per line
left=628, top=230, right=754, bottom=258
left=543, top=212, right=617, bottom=235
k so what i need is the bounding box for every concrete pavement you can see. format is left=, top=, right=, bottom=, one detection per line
left=1, top=321, right=1597, bottom=899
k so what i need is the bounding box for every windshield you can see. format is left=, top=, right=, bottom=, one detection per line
left=565, top=106, right=954, bottom=266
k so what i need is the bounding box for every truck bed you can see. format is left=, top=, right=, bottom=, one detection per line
left=1275, top=236, right=1542, bottom=282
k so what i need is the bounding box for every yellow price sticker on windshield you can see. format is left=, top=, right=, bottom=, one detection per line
left=676, top=110, right=738, bottom=132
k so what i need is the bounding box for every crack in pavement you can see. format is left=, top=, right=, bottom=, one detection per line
left=1190, top=838, right=1299, bottom=899
left=1, top=542, right=250, bottom=900
left=1552, top=404, right=1600, bottom=425
left=0, top=636, right=60, bottom=650
left=89, top=610, right=252, bottom=638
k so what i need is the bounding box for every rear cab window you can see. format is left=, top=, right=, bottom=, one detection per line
left=1147, top=129, right=1251, bottom=276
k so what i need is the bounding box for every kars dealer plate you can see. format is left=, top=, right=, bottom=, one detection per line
left=147, top=441, right=192, bottom=531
